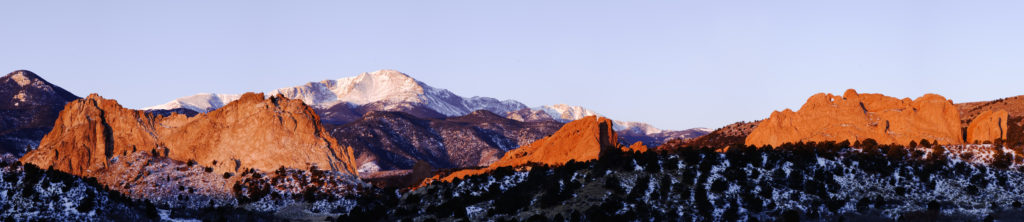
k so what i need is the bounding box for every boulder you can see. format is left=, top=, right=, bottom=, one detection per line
left=966, top=109, right=1008, bottom=144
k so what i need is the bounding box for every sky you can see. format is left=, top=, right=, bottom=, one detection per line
left=3, top=1, right=1024, bottom=130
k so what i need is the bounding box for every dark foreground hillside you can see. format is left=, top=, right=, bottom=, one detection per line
left=343, top=141, right=1024, bottom=221
left=0, top=155, right=276, bottom=221
left=6, top=141, right=1024, bottom=221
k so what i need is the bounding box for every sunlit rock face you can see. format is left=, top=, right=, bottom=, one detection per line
left=746, top=89, right=964, bottom=147
left=21, top=93, right=359, bottom=179
left=966, top=109, right=1008, bottom=144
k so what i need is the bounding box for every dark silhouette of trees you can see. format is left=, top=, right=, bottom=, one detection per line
left=710, top=178, right=728, bottom=193
left=993, top=149, right=1014, bottom=169
left=887, top=145, right=908, bottom=161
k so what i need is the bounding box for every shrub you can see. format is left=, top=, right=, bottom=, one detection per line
left=709, top=178, right=728, bottom=193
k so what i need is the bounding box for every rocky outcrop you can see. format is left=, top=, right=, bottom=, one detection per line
left=488, top=116, right=618, bottom=167
left=966, top=109, right=1008, bottom=144
left=956, top=96, right=1024, bottom=126
left=20, top=93, right=359, bottom=178
left=0, top=70, right=79, bottom=155
left=429, top=116, right=631, bottom=183
left=625, top=141, right=649, bottom=152
left=955, top=96, right=1024, bottom=147
left=746, top=89, right=964, bottom=147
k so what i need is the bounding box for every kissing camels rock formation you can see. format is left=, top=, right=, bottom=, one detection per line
left=746, top=89, right=964, bottom=147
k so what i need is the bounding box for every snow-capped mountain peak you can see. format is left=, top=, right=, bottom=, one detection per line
left=269, top=69, right=527, bottom=116
left=142, top=70, right=702, bottom=141
left=268, top=69, right=427, bottom=110
left=144, top=93, right=241, bottom=113
left=146, top=70, right=528, bottom=117
left=331, top=69, right=426, bottom=106
left=537, top=104, right=600, bottom=122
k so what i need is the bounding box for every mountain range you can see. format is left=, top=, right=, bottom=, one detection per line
left=146, top=70, right=706, bottom=139
left=144, top=70, right=710, bottom=173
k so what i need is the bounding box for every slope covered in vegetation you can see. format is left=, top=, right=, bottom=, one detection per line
left=341, top=142, right=1024, bottom=221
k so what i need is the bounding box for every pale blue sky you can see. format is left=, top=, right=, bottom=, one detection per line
left=3, top=1, right=1024, bottom=130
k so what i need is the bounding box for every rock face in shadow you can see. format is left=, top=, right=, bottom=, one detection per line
left=655, top=121, right=761, bottom=151
left=20, top=93, right=359, bottom=179
left=0, top=70, right=79, bottom=155
left=328, top=110, right=562, bottom=174
left=430, top=116, right=635, bottom=183
left=617, top=128, right=711, bottom=148
left=966, top=109, right=1008, bottom=144
left=746, top=89, right=964, bottom=147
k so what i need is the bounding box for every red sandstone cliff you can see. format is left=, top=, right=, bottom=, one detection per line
left=746, top=89, right=964, bottom=147
left=428, top=116, right=634, bottom=183
left=20, top=93, right=358, bottom=178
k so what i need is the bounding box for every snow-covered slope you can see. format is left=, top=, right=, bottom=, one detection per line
left=270, top=70, right=526, bottom=116
left=146, top=70, right=527, bottom=117
left=535, top=104, right=600, bottom=122
left=144, top=93, right=241, bottom=113
left=532, top=104, right=664, bottom=134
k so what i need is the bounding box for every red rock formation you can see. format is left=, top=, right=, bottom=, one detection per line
left=427, top=116, right=628, bottom=183
left=488, top=116, right=618, bottom=167
left=625, top=141, right=649, bottom=153
left=955, top=96, right=1024, bottom=147
left=956, top=96, right=1024, bottom=125
left=966, top=109, right=1008, bottom=144
left=746, top=89, right=964, bottom=147
left=20, top=93, right=358, bottom=178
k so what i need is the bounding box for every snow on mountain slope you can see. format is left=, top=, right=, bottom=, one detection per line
left=536, top=104, right=600, bottom=122
left=145, top=93, right=241, bottom=113
left=533, top=104, right=664, bottom=134
left=147, top=70, right=527, bottom=117
left=271, top=70, right=527, bottom=116
left=271, top=70, right=424, bottom=109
